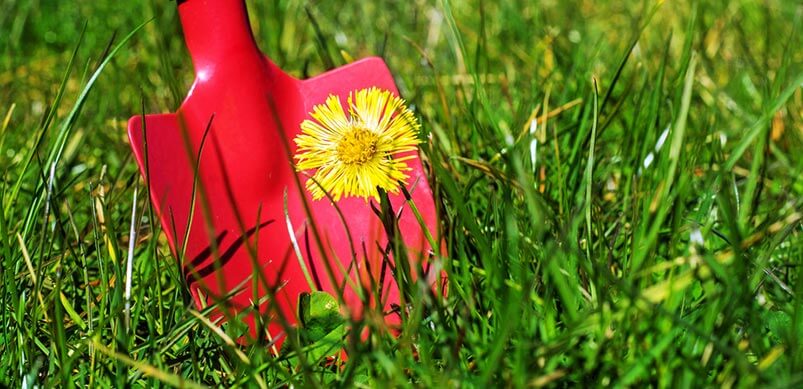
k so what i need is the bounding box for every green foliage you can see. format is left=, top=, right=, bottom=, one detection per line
left=282, top=291, right=346, bottom=364
left=1, top=0, right=801, bottom=387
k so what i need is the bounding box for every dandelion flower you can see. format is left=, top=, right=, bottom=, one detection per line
left=294, top=87, right=421, bottom=201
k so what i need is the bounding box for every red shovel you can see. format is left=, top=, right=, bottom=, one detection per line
left=127, top=0, right=441, bottom=345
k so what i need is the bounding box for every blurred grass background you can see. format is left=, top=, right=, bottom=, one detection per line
left=1, top=0, right=802, bottom=386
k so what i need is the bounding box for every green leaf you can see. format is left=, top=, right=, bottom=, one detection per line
left=283, top=291, right=346, bottom=365
left=299, top=291, right=345, bottom=344
left=764, top=310, right=792, bottom=344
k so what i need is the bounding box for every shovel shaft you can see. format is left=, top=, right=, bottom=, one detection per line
left=178, top=0, right=262, bottom=75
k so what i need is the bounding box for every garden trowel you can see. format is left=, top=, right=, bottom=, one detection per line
left=127, top=0, right=441, bottom=345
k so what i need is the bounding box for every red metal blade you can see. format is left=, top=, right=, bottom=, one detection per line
left=127, top=0, right=441, bottom=345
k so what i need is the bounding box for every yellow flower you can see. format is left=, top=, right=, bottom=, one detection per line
left=294, top=87, right=422, bottom=201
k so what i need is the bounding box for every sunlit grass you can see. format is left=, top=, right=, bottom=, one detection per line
left=1, top=0, right=801, bottom=386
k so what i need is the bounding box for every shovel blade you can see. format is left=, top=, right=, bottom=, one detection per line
left=128, top=0, right=442, bottom=346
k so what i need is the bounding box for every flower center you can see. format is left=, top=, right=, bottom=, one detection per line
left=336, top=127, right=379, bottom=165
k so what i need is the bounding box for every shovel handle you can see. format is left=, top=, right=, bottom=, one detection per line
left=177, top=0, right=262, bottom=73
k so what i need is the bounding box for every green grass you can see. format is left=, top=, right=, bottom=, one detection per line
left=2, top=0, right=802, bottom=386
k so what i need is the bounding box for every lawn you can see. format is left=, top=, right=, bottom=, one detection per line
left=1, top=0, right=802, bottom=387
